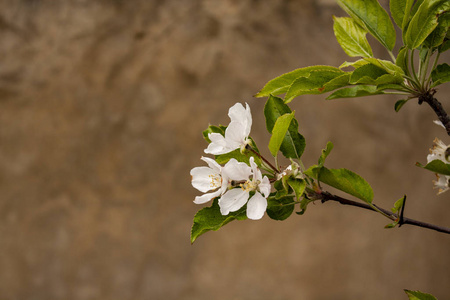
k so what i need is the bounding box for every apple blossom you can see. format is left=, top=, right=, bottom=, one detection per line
left=219, top=157, right=271, bottom=220
left=190, top=157, right=229, bottom=204
left=204, top=102, right=252, bottom=155
left=427, top=138, right=450, bottom=194
left=427, top=138, right=450, bottom=164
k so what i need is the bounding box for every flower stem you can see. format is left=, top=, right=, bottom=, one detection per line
left=246, top=145, right=279, bottom=173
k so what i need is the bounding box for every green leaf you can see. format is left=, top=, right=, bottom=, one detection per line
left=255, top=66, right=344, bottom=98
left=191, top=198, right=247, bottom=244
left=411, top=0, right=426, bottom=17
left=390, top=0, right=415, bottom=31
left=439, top=38, right=450, bottom=52
left=326, top=85, right=384, bottom=100
left=431, top=63, right=450, bottom=86
left=337, top=0, right=396, bottom=50
left=339, top=59, right=369, bottom=69
left=319, top=167, right=374, bottom=203
left=376, top=83, right=406, bottom=91
left=404, top=289, right=438, bottom=300
left=304, top=165, right=321, bottom=180
left=385, top=223, right=397, bottom=228
left=363, top=58, right=405, bottom=75
left=394, top=99, right=409, bottom=112
left=417, top=159, right=450, bottom=176
left=391, top=195, right=405, bottom=213
left=264, top=95, right=306, bottom=159
left=333, top=16, right=373, bottom=57
left=320, top=73, right=352, bottom=91
left=297, top=197, right=315, bottom=215
left=348, top=61, right=403, bottom=85
left=266, top=196, right=295, bottom=221
left=405, top=0, right=450, bottom=49
left=396, top=46, right=409, bottom=74
left=288, top=178, right=306, bottom=200
left=350, top=63, right=388, bottom=84
left=284, top=69, right=346, bottom=103
left=318, top=141, right=334, bottom=167
left=423, top=11, right=450, bottom=49
left=268, top=112, right=295, bottom=157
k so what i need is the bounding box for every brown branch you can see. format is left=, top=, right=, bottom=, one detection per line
left=419, top=92, right=450, bottom=136
left=246, top=145, right=280, bottom=173
left=320, top=191, right=450, bottom=235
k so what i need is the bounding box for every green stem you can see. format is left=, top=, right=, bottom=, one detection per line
left=383, top=91, right=412, bottom=95
left=410, top=50, right=422, bottom=91
left=419, top=49, right=431, bottom=85
left=427, top=52, right=441, bottom=89
left=388, top=50, right=396, bottom=63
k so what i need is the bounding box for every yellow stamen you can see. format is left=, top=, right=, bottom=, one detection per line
left=208, top=174, right=222, bottom=188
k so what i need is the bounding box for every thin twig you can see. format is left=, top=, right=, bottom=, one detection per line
left=320, top=192, right=450, bottom=234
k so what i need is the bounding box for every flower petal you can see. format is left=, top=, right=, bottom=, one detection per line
left=224, top=121, right=247, bottom=145
left=228, top=103, right=247, bottom=123
left=190, top=166, right=220, bottom=193
left=246, top=192, right=267, bottom=220
left=223, top=159, right=252, bottom=181
left=204, top=133, right=233, bottom=155
left=258, top=176, right=271, bottom=198
left=228, top=103, right=252, bottom=137
left=434, top=174, right=450, bottom=194
left=194, top=189, right=221, bottom=204
left=200, top=156, right=221, bottom=172
left=218, top=188, right=249, bottom=215
left=434, top=120, right=445, bottom=128
left=249, top=156, right=262, bottom=182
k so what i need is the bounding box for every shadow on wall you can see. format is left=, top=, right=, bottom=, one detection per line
left=0, top=0, right=449, bottom=299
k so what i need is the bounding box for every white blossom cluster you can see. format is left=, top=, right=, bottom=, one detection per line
left=190, top=103, right=271, bottom=220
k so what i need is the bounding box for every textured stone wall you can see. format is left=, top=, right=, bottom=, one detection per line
left=0, top=0, right=449, bottom=299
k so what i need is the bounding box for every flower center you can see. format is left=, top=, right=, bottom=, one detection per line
left=209, top=174, right=222, bottom=188
left=240, top=179, right=260, bottom=192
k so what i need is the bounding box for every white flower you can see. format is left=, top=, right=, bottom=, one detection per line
left=427, top=138, right=450, bottom=164
left=433, top=120, right=445, bottom=129
left=204, top=102, right=252, bottom=155
left=427, top=138, right=450, bottom=194
left=190, top=157, right=229, bottom=204
left=433, top=174, right=450, bottom=194
left=219, top=157, right=271, bottom=220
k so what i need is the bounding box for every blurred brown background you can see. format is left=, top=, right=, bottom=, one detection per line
left=0, top=0, right=449, bottom=299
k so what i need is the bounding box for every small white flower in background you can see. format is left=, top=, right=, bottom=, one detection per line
left=219, top=157, right=271, bottom=220
left=191, top=157, right=229, bottom=204
left=433, top=174, right=450, bottom=194
left=427, top=138, right=450, bottom=164
left=433, top=120, right=445, bottom=129
left=427, top=138, right=450, bottom=194
left=277, top=165, right=293, bottom=181
left=276, top=162, right=300, bottom=180
left=204, top=102, right=252, bottom=155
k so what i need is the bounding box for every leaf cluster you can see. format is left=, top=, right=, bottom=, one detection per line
left=255, top=0, right=449, bottom=110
